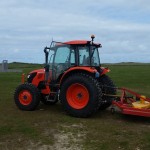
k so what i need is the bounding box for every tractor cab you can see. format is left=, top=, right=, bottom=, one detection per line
left=44, top=35, right=102, bottom=83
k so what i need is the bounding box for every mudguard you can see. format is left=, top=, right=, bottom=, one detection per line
left=60, top=66, right=98, bottom=84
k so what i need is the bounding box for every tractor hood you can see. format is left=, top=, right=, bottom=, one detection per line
left=27, top=68, right=45, bottom=86
left=30, top=68, right=45, bottom=74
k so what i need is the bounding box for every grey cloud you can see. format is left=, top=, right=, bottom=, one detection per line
left=0, top=0, right=150, bottom=63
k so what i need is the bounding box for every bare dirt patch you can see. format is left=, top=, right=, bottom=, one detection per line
left=36, top=123, right=86, bottom=150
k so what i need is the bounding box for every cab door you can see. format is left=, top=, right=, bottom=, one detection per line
left=51, top=45, right=75, bottom=81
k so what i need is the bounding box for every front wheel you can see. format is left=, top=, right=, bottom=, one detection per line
left=60, top=73, right=102, bottom=118
left=14, top=83, right=40, bottom=110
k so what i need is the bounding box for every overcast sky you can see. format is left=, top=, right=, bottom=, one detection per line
left=0, top=0, right=150, bottom=63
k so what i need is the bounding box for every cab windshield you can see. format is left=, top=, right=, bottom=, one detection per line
left=79, top=46, right=100, bottom=66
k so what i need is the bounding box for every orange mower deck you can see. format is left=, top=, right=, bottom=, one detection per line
left=110, top=88, right=150, bottom=117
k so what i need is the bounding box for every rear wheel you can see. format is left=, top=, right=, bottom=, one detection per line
left=98, top=75, right=116, bottom=110
left=60, top=73, right=102, bottom=118
left=14, top=83, right=40, bottom=110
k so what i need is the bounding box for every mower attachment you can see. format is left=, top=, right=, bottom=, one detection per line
left=110, top=88, right=150, bottom=117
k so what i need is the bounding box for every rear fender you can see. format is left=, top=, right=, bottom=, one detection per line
left=60, top=66, right=98, bottom=84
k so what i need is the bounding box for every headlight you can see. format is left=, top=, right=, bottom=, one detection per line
left=27, top=74, right=30, bottom=79
left=27, top=72, right=37, bottom=83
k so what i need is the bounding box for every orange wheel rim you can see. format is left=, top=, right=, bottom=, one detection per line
left=19, top=90, right=32, bottom=105
left=66, top=83, right=89, bottom=109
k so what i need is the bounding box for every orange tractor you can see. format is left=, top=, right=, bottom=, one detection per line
left=14, top=35, right=116, bottom=117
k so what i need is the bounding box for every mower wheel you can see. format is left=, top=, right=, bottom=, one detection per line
left=98, top=75, right=116, bottom=110
left=14, top=83, right=40, bottom=110
left=60, top=73, right=102, bottom=118
left=41, top=94, right=58, bottom=105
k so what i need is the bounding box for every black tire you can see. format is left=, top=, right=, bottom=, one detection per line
left=41, top=94, right=58, bottom=105
left=98, top=75, right=116, bottom=110
left=14, top=83, right=40, bottom=111
left=60, top=73, right=102, bottom=118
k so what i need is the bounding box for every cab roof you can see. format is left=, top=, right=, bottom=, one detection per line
left=64, top=40, right=101, bottom=47
left=64, top=40, right=90, bottom=45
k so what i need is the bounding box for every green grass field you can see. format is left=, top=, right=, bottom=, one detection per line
left=0, top=63, right=150, bottom=150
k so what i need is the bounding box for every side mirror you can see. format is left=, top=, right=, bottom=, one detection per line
left=44, top=47, right=50, bottom=82
left=44, top=47, right=50, bottom=64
